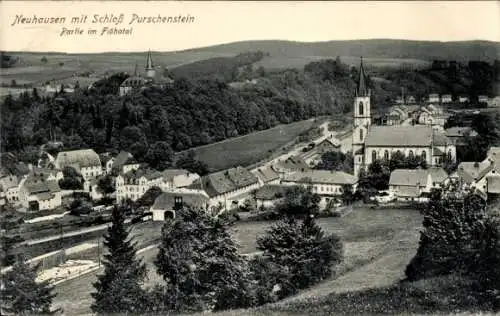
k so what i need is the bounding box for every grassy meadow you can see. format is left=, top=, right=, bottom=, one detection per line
left=174, top=119, right=316, bottom=171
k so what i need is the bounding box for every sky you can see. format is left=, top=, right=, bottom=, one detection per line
left=1, top=1, right=499, bottom=53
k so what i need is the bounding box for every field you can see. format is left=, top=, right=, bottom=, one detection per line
left=254, top=55, right=431, bottom=71
left=175, top=119, right=316, bottom=171
left=52, top=207, right=424, bottom=315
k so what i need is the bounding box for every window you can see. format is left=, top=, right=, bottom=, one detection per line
left=359, top=129, right=364, bottom=141
left=384, top=150, right=389, bottom=161
left=409, top=150, right=414, bottom=158
left=422, top=150, right=427, bottom=161
left=447, top=150, right=452, bottom=161
left=371, top=150, right=377, bottom=162
left=359, top=102, right=364, bottom=115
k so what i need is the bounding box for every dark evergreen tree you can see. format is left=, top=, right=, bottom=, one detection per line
left=1, top=258, right=60, bottom=315
left=91, top=206, right=147, bottom=314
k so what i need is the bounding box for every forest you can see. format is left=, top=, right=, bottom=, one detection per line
left=1, top=51, right=498, bottom=171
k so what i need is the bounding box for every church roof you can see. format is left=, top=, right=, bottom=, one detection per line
left=365, top=126, right=433, bottom=147
left=146, top=50, right=154, bottom=69
left=357, top=58, right=369, bottom=97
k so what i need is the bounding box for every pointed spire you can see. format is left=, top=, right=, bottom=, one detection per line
left=133, top=62, right=138, bottom=76
left=145, top=49, right=153, bottom=70
left=357, top=57, right=368, bottom=97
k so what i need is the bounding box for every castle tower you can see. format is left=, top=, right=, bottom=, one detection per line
left=352, top=57, right=371, bottom=177
left=145, top=49, right=155, bottom=79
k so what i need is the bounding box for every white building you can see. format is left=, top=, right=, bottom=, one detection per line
left=106, top=151, right=140, bottom=175
left=191, top=166, right=260, bottom=212
left=428, top=94, right=440, bottom=103
left=18, top=176, right=62, bottom=211
left=54, top=149, right=102, bottom=181
left=281, top=170, right=358, bottom=208
left=441, top=94, right=453, bottom=103
left=161, top=169, right=200, bottom=191
left=115, top=168, right=163, bottom=204
left=389, top=169, right=432, bottom=201
left=150, top=191, right=210, bottom=221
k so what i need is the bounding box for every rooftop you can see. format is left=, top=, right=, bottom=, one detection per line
left=55, top=149, right=101, bottom=169
left=151, top=191, right=209, bottom=211
left=389, top=169, right=429, bottom=187
left=456, top=161, right=495, bottom=183
left=365, top=125, right=434, bottom=147
left=200, top=166, right=259, bottom=198
left=252, top=166, right=280, bottom=183
left=283, top=170, right=357, bottom=185
left=255, top=185, right=286, bottom=200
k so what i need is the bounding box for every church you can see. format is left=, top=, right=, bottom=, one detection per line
left=351, top=59, right=456, bottom=177
left=119, top=50, right=174, bottom=96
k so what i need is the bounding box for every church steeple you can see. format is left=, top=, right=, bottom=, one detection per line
left=133, top=62, right=138, bottom=76
left=145, top=49, right=155, bottom=79
left=356, top=57, right=369, bottom=97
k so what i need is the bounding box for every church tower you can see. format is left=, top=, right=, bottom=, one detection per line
left=352, top=57, right=371, bottom=177
left=145, top=50, right=155, bottom=79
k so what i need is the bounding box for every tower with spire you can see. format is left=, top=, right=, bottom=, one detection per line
left=145, top=49, right=155, bottom=79
left=352, top=57, right=372, bottom=177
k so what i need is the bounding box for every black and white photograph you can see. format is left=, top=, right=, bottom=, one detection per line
left=0, top=1, right=499, bottom=315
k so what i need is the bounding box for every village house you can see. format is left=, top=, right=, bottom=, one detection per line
left=302, top=138, right=341, bottom=166
left=190, top=166, right=260, bottom=212
left=252, top=166, right=280, bottom=186
left=54, top=149, right=102, bottom=181
left=459, top=96, right=470, bottom=103
left=161, top=169, right=200, bottom=191
left=115, top=168, right=164, bottom=204
left=486, top=175, right=500, bottom=201
left=452, top=160, right=497, bottom=194
left=281, top=170, right=357, bottom=209
left=444, top=127, right=478, bottom=146
left=389, top=169, right=433, bottom=201
left=478, top=95, right=489, bottom=104
left=0, top=175, right=21, bottom=205
left=106, top=151, right=140, bottom=175
left=254, top=184, right=286, bottom=210
left=386, top=106, right=407, bottom=125
left=441, top=94, right=453, bottom=104
left=18, top=175, right=62, bottom=211
left=488, top=96, right=500, bottom=108
left=272, top=155, right=310, bottom=178
left=428, top=94, right=440, bottom=103
left=150, top=191, right=210, bottom=221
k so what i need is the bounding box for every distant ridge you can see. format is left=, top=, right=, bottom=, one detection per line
left=5, top=39, right=499, bottom=61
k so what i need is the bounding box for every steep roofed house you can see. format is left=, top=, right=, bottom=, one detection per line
left=445, top=127, right=478, bottom=146
left=161, top=169, right=200, bottom=191
left=441, top=94, right=453, bottom=104
left=115, top=168, right=164, bottom=204
left=389, top=169, right=432, bottom=201
left=195, top=166, right=260, bottom=212
left=282, top=170, right=357, bottom=208
left=252, top=166, right=280, bottom=186
left=0, top=175, right=21, bottom=205
left=272, top=155, right=310, bottom=178
left=151, top=191, right=210, bottom=221
left=54, top=149, right=102, bottom=181
left=108, top=151, right=140, bottom=175
left=18, top=176, right=62, bottom=211
left=453, top=160, right=498, bottom=194
left=302, top=138, right=341, bottom=166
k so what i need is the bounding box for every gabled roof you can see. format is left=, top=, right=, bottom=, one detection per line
left=433, top=147, right=445, bottom=156
left=253, top=166, right=280, bottom=183
left=433, top=132, right=452, bottom=146
left=120, top=76, right=146, bottom=87
left=273, top=156, right=310, bottom=172
left=55, top=149, right=101, bottom=169
left=24, top=178, right=60, bottom=195
left=283, top=170, right=357, bottom=185
left=121, top=168, right=163, bottom=182
left=365, top=126, right=433, bottom=147
left=317, top=137, right=341, bottom=148
left=427, top=167, right=448, bottom=184
left=389, top=169, right=428, bottom=187
left=162, top=169, right=195, bottom=181
left=151, top=191, right=209, bottom=211
left=255, top=185, right=285, bottom=200
left=200, top=166, right=259, bottom=197
left=456, top=161, right=495, bottom=183
left=112, top=151, right=136, bottom=170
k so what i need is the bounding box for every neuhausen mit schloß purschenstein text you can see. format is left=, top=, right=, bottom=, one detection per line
left=10, top=13, right=196, bottom=36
